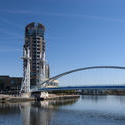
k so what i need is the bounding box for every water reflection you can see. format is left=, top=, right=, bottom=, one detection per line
left=1, top=96, right=125, bottom=125
left=0, top=98, right=78, bottom=125
left=81, top=95, right=125, bottom=102
left=81, top=95, right=107, bottom=102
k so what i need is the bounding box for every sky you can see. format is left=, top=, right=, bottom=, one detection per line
left=1, top=0, right=125, bottom=86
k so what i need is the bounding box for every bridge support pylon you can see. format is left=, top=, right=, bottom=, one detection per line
left=20, top=47, right=31, bottom=94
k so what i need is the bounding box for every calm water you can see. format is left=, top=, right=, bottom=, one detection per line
left=0, top=96, right=125, bottom=125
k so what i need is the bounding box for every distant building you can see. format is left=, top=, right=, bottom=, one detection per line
left=0, top=76, right=22, bottom=91
left=47, top=80, right=59, bottom=88
left=24, top=22, right=50, bottom=86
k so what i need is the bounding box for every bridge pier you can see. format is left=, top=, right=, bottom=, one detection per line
left=21, top=92, right=31, bottom=98
left=31, top=91, right=49, bottom=101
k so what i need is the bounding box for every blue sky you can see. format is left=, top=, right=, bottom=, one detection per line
left=1, top=0, right=125, bottom=85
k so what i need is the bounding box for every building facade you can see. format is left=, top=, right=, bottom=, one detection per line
left=0, top=76, right=22, bottom=92
left=24, top=22, right=50, bottom=86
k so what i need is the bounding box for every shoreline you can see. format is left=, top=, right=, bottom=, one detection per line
left=0, top=94, right=80, bottom=103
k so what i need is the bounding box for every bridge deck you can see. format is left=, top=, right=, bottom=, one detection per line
left=32, top=85, right=125, bottom=92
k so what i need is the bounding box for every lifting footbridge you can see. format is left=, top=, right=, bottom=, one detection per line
left=31, top=66, right=125, bottom=92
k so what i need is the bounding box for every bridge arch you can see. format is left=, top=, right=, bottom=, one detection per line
left=40, top=66, right=125, bottom=86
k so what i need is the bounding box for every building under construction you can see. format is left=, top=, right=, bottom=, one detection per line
left=0, top=22, right=58, bottom=93
left=24, top=22, right=50, bottom=86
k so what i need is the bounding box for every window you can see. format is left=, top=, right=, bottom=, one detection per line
left=11, top=80, right=15, bottom=85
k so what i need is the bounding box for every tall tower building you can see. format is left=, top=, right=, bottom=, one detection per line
left=23, top=22, right=50, bottom=86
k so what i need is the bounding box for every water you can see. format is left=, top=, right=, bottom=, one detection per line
left=0, top=96, right=125, bottom=125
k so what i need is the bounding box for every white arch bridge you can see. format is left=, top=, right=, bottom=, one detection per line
left=31, top=66, right=125, bottom=92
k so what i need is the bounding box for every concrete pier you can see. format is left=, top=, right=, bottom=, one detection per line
left=0, top=94, right=35, bottom=103
left=46, top=94, right=80, bottom=100
left=0, top=94, right=80, bottom=103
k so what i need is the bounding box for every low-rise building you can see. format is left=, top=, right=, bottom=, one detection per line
left=0, top=76, right=22, bottom=91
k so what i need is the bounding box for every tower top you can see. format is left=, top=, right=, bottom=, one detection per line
left=25, top=22, right=45, bottom=37
left=25, top=22, right=45, bottom=32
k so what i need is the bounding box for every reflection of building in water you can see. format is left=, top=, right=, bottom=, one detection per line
left=20, top=102, right=53, bottom=125
left=0, top=99, right=78, bottom=125
left=0, top=103, right=20, bottom=114
left=20, top=103, right=31, bottom=125
left=20, top=99, right=78, bottom=125
left=30, top=106, right=52, bottom=125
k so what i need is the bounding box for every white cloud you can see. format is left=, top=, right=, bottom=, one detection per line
left=1, top=9, right=125, bottom=23
left=0, top=10, right=34, bottom=14
left=0, top=47, right=22, bottom=52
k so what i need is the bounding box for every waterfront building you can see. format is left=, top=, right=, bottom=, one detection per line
left=0, top=76, right=22, bottom=91
left=24, top=22, right=50, bottom=86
